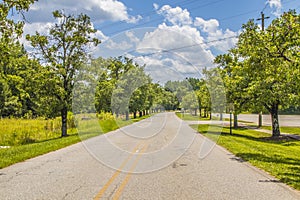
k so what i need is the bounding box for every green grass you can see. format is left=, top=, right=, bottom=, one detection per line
left=261, top=126, right=300, bottom=136
left=0, top=114, right=150, bottom=169
left=175, top=112, right=211, bottom=121
left=0, top=118, right=70, bottom=146
left=190, top=124, right=300, bottom=190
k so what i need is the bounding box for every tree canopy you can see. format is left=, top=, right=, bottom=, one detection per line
left=215, top=10, right=300, bottom=136
left=26, top=10, right=100, bottom=136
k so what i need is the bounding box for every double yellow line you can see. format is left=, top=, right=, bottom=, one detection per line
left=94, top=141, right=148, bottom=200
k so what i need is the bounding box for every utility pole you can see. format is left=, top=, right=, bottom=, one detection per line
left=257, top=12, right=270, bottom=31
left=256, top=11, right=269, bottom=127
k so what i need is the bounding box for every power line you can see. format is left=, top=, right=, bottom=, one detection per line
left=130, top=35, right=238, bottom=58
left=102, top=0, right=227, bottom=36
left=97, top=0, right=203, bottom=30
left=218, top=9, right=260, bottom=22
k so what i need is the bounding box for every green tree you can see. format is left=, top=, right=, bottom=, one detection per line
left=0, top=0, right=42, bottom=118
left=165, top=80, right=192, bottom=103
left=203, top=68, right=226, bottom=120
left=216, top=10, right=300, bottom=136
left=27, top=10, right=100, bottom=137
left=95, top=57, right=135, bottom=115
left=182, top=91, right=198, bottom=115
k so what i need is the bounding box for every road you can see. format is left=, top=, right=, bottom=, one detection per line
left=221, top=114, right=300, bottom=127
left=0, top=112, right=299, bottom=199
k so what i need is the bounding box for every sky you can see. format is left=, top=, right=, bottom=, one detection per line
left=19, top=0, right=300, bottom=83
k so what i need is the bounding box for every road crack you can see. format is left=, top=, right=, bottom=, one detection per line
left=62, top=185, right=82, bottom=200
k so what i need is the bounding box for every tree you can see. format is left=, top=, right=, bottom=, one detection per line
left=95, top=57, right=135, bottom=116
left=216, top=10, right=300, bottom=136
left=165, top=80, right=192, bottom=103
left=203, top=68, right=227, bottom=120
left=27, top=10, right=100, bottom=137
left=0, top=0, right=43, bottom=118
left=182, top=92, right=198, bottom=115
left=196, top=81, right=211, bottom=118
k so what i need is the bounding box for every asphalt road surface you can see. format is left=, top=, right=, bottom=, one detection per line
left=223, top=114, right=300, bottom=127
left=0, top=112, right=299, bottom=199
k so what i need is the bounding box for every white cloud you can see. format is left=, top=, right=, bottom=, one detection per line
left=267, top=0, right=282, bottom=16
left=137, top=23, right=207, bottom=51
left=194, top=17, right=238, bottom=52
left=133, top=54, right=200, bottom=84
left=153, top=3, right=159, bottom=10
left=156, top=5, right=193, bottom=26
left=125, top=31, right=140, bottom=44
left=105, top=4, right=239, bottom=81
left=194, top=17, right=219, bottom=33
left=93, top=30, right=109, bottom=42
left=25, top=0, right=141, bottom=24
left=154, top=5, right=238, bottom=54
left=105, top=39, right=133, bottom=50
left=206, top=29, right=238, bottom=52
left=136, top=23, right=215, bottom=74
left=20, top=22, right=54, bottom=50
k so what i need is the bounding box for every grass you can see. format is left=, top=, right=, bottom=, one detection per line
left=261, top=126, right=300, bottom=136
left=0, top=118, right=72, bottom=146
left=190, top=124, right=300, bottom=190
left=175, top=112, right=211, bottom=121
left=0, top=114, right=150, bottom=169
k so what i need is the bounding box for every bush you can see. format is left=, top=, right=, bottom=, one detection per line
left=96, top=111, right=115, bottom=120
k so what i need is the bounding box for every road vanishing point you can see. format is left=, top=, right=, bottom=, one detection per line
left=0, top=112, right=299, bottom=199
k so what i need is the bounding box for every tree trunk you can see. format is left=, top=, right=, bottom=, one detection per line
left=125, top=111, right=129, bottom=121
left=133, top=112, right=137, bottom=119
left=219, top=113, right=223, bottom=121
left=270, top=104, right=280, bottom=137
left=194, top=109, right=197, bottom=116
left=234, top=114, right=238, bottom=129
left=139, top=111, right=143, bottom=117
left=258, top=112, right=262, bottom=127
left=61, top=106, right=68, bottom=137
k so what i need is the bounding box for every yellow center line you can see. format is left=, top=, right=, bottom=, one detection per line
left=93, top=142, right=145, bottom=200
left=112, top=143, right=149, bottom=200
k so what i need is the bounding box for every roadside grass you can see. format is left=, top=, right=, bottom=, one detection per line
left=0, top=114, right=150, bottom=169
left=0, top=118, right=67, bottom=146
left=175, top=112, right=210, bottom=121
left=190, top=124, right=300, bottom=190
left=261, top=126, right=300, bottom=136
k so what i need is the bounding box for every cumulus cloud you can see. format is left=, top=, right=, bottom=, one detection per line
left=132, top=24, right=215, bottom=83
left=156, top=5, right=193, bottom=26
left=137, top=23, right=214, bottom=67
left=133, top=54, right=200, bottom=84
left=125, top=31, right=140, bottom=44
left=194, top=17, right=238, bottom=52
left=118, top=4, right=238, bottom=80
left=25, top=0, right=141, bottom=24
left=105, top=39, right=133, bottom=50
left=267, top=0, right=282, bottom=16
left=194, top=17, right=219, bottom=33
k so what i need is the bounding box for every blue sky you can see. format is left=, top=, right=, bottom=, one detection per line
left=21, top=0, right=300, bottom=82
left=96, top=0, right=300, bottom=35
